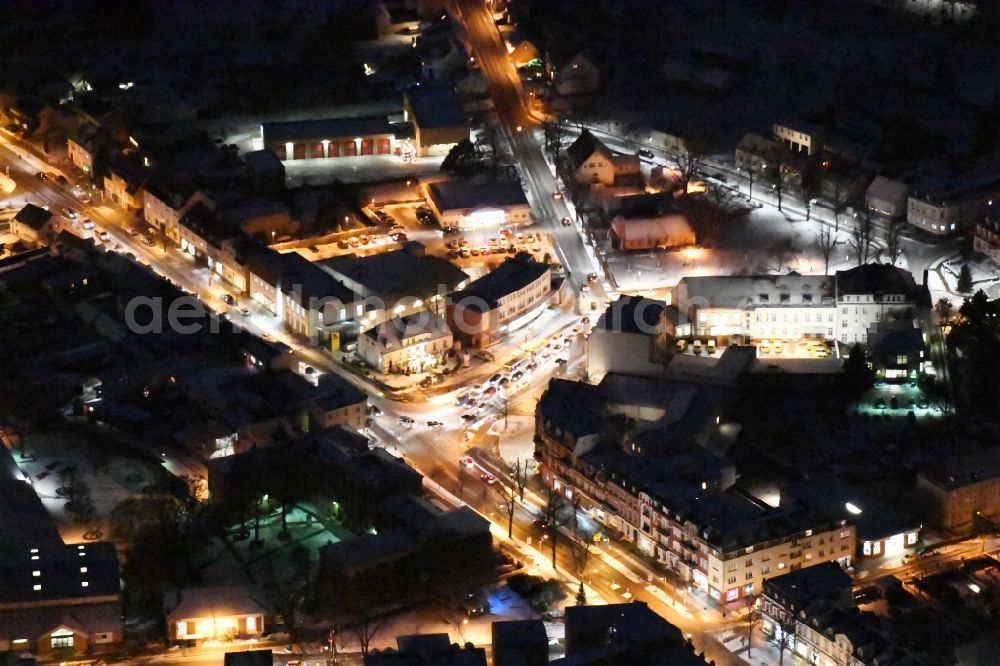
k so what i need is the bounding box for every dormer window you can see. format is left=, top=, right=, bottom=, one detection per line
left=759, top=294, right=769, bottom=303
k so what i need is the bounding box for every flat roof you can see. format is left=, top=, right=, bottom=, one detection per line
left=405, top=87, right=466, bottom=129
left=427, top=180, right=529, bottom=212
left=262, top=116, right=394, bottom=144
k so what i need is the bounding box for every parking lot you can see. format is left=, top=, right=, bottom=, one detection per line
left=674, top=337, right=837, bottom=359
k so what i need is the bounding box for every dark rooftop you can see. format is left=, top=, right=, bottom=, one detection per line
left=262, top=116, right=393, bottom=144
left=321, top=248, right=468, bottom=300
left=597, top=295, right=669, bottom=335
left=834, top=264, right=926, bottom=301
left=12, top=203, right=54, bottom=231
left=449, top=252, right=548, bottom=310
left=763, top=561, right=852, bottom=610
left=405, top=87, right=467, bottom=129
left=427, top=180, right=529, bottom=212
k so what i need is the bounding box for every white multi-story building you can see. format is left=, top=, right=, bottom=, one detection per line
left=907, top=158, right=1000, bottom=236
left=672, top=265, right=929, bottom=346
left=773, top=121, right=820, bottom=156
left=672, top=274, right=837, bottom=343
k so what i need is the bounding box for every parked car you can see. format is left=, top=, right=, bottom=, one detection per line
left=561, top=217, right=572, bottom=226
left=707, top=339, right=717, bottom=354
left=54, top=174, right=68, bottom=185
left=239, top=307, right=251, bottom=316
left=142, top=236, right=155, bottom=246
left=443, top=226, right=460, bottom=235
left=368, top=405, right=383, bottom=416
left=480, top=472, right=497, bottom=485
left=638, top=148, right=654, bottom=159
left=398, top=415, right=415, bottom=425
left=82, top=219, right=95, bottom=231
left=61, top=207, right=78, bottom=219
left=692, top=340, right=703, bottom=355
left=221, top=294, right=235, bottom=305
left=460, top=456, right=475, bottom=468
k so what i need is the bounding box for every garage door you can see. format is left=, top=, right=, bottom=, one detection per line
left=310, top=142, right=324, bottom=158
left=360, top=139, right=374, bottom=155
left=293, top=143, right=306, bottom=160
left=343, top=140, right=357, bottom=157
left=376, top=138, right=391, bottom=155
left=327, top=142, right=340, bottom=158
left=271, top=144, right=286, bottom=161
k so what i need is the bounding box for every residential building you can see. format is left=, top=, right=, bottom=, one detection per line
left=364, top=633, right=487, bottom=666
left=358, top=311, right=453, bottom=374
left=734, top=132, right=779, bottom=171
left=246, top=249, right=364, bottom=342
left=307, top=373, right=369, bottom=431
left=425, top=180, right=531, bottom=230
left=103, top=164, right=146, bottom=210
left=671, top=265, right=929, bottom=346
left=906, top=157, right=1000, bottom=235
left=446, top=252, right=551, bottom=348
left=672, top=274, right=836, bottom=343
left=262, top=116, right=402, bottom=161
left=918, top=450, right=1000, bottom=531
left=491, top=620, right=547, bottom=666
left=587, top=295, right=675, bottom=381
left=403, top=87, right=469, bottom=156
left=564, top=130, right=641, bottom=187
left=773, top=120, right=821, bottom=156
left=763, top=565, right=924, bottom=666
left=550, top=53, right=600, bottom=96
left=164, top=586, right=267, bottom=644
left=972, top=202, right=1000, bottom=262
left=867, top=322, right=927, bottom=382
left=10, top=204, right=58, bottom=246
left=865, top=176, right=910, bottom=220
left=142, top=182, right=212, bottom=243
left=834, top=264, right=930, bottom=345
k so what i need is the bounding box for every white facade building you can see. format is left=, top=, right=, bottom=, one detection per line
left=672, top=266, right=929, bottom=346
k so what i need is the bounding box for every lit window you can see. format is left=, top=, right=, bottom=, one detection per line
left=80, top=567, right=88, bottom=573
left=33, top=584, right=42, bottom=591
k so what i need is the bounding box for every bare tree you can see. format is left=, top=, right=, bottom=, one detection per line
left=848, top=208, right=878, bottom=266
left=814, top=227, right=843, bottom=275
left=744, top=595, right=761, bottom=657
left=349, top=614, right=388, bottom=657
left=885, top=218, right=904, bottom=265
left=675, top=134, right=707, bottom=194
left=767, top=237, right=796, bottom=273
left=496, top=474, right=517, bottom=539
left=512, top=458, right=530, bottom=501
left=829, top=177, right=850, bottom=232
left=542, top=485, right=568, bottom=568
left=774, top=619, right=797, bottom=666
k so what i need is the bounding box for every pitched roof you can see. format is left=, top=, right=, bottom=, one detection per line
left=364, top=311, right=451, bottom=349
left=610, top=215, right=693, bottom=243
left=321, top=248, right=468, bottom=300
left=597, top=295, right=669, bottom=335
left=449, top=253, right=549, bottom=310
left=565, top=130, right=612, bottom=170
left=13, top=204, right=54, bottom=231
left=164, top=585, right=268, bottom=620
left=834, top=264, right=925, bottom=300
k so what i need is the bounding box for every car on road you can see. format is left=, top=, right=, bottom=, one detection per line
left=488, top=373, right=502, bottom=384
left=581, top=316, right=590, bottom=325
left=460, top=456, right=475, bottom=468
left=398, top=415, right=415, bottom=425
left=35, top=172, right=47, bottom=180
left=61, top=207, right=77, bottom=219
left=124, top=227, right=137, bottom=236
left=461, top=413, right=477, bottom=423
left=97, top=231, right=111, bottom=242
left=368, top=405, right=383, bottom=416
left=221, top=294, right=235, bottom=305
left=555, top=358, right=567, bottom=365
left=638, top=148, right=654, bottom=159
left=587, top=272, right=598, bottom=282
left=55, top=175, right=68, bottom=185
left=580, top=283, right=590, bottom=293
left=483, top=386, right=498, bottom=397
left=443, top=226, right=460, bottom=235
left=552, top=191, right=563, bottom=200
left=480, top=472, right=497, bottom=485
left=82, top=219, right=95, bottom=231
left=141, top=236, right=155, bottom=246
left=426, top=420, right=443, bottom=428
left=561, top=217, right=572, bottom=226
